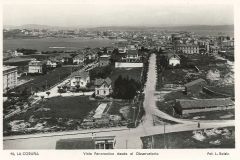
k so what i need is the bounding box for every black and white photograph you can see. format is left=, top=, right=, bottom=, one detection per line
left=1, top=0, right=236, bottom=154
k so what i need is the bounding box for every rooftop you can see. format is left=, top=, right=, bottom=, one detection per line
left=3, top=66, right=18, bottom=72
left=176, top=98, right=234, bottom=109
left=94, top=77, right=112, bottom=86
left=71, top=70, right=89, bottom=79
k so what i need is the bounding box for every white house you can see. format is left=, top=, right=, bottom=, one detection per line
left=167, top=54, right=181, bottom=66
left=46, top=60, right=57, bottom=68
left=28, top=60, right=43, bottom=73
left=94, top=77, right=112, bottom=97
left=70, top=71, right=90, bottom=88
left=73, top=54, right=85, bottom=65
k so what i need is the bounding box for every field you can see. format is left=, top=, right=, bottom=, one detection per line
left=14, top=66, right=80, bottom=93
left=12, top=96, right=97, bottom=120
left=3, top=37, right=116, bottom=51
left=141, top=127, right=235, bottom=149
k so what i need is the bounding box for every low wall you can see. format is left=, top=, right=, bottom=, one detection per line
left=115, top=62, right=143, bottom=68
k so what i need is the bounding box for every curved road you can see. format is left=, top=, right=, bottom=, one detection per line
left=3, top=53, right=234, bottom=149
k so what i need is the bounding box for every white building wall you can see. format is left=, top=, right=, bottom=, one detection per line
left=3, top=69, right=18, bottom=91
left=169, top=58, right=180, bottom=66
left=115, top=62, right=143, bottom=68
left=28, top=65, right=42, bottom=73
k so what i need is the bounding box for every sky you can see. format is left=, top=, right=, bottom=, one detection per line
left=3, top=1, right=234, bottom=27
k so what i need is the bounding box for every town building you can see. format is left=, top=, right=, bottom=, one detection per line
left=46, top=60, right=57, bottom=68
left=3, top=66, right=18, bottom=92
left=209, top=45, right=220, bottom=55
left=56, top=136, right=116, bottom=149
left=118, top=45, right=127, bottom=54
left=12, top=51, right=23, bottom=57
left=176, top=44, right=199, bottom=54
left=28, top=60, right=43, bottom=74
left=174, top=98, right=234, bottom=115
left=167, top=54, right=181, bottom=66
left=73, top=54, right=85, bottom=65
left=99, top=55, right=110, bottom=67
left=184, top=78, right=207, bottom=95
left=94, top=77, right=112, bottom=97
left=122, top=50, right=140, bottom=62
left=70, top=71, right=90, bottom=88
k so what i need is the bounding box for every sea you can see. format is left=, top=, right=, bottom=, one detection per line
left=3, top=37, right=118, bottom=52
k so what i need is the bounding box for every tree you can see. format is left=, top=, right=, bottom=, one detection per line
left=75, top=85, right=80, bottom=92
left=113, top=76, right=141, bottom=99
left=46, top=91, right=50, bottom=97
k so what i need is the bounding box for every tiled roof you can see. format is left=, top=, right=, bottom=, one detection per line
left=71, top=70, right=89, bottom=79
left=94, top=77, right=112, bottom=86
left=127, top=49, right=138, bottom=55
left=176, top=98, right=234, bottom=109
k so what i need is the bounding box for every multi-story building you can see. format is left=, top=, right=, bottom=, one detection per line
left=121, top=50, right=141, bottom=62
left=176, top=44, right=199, bottom=54
left=28, top=60, right=43, bottom=73
left=70, top=71, right=90, bottom=88
left=99, top=55, right=110, bottom=67
left=3, top=66, right=18, bottom=92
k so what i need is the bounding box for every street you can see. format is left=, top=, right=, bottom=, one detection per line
left=3, top=54, right=235, bottom=149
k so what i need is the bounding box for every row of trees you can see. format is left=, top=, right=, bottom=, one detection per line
left=16, top=48, right=37, bottom=55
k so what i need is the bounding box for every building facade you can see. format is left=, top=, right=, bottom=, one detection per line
left=3, top=66, right=18, bottom=92
left=99, top=55, right=110, bottom=67
left=94, top=77, right=112, bottom=97
left=28, top=60, right=43, bottom=73
left=174, top=98, right=234, bottom=115
left=176, top=44, right=199, bottom=54
left=168, top=54, right=181, bottom=66
left=70, top=71, right=90, bottom=88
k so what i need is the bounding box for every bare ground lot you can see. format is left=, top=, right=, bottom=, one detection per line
left=141, top=127, right=235, bottom=149
left=4, top=96, right=98, bottom=136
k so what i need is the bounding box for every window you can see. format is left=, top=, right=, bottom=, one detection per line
left=104, top=90, right=106, bottom=95
left=97, top=90, right=99, bottom=95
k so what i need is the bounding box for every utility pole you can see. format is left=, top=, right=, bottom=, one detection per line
left=151, top=135, right=154, bottom=149
left=45, top=80, right=48, bottom=90
left=163, top=122, right=167, bottom=149
left=133, top=106, right=136, bottom=126
left=126, top=140, right=128, bottom=149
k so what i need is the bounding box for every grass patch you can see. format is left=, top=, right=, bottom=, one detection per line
left=14, top=66, right=80, bottom=93
left=9, top=96, right=98, bottom=120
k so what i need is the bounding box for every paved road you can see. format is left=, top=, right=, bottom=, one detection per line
left=4, top=62, right=98, bottom=119
left=3, top=54, right=235, bottom=149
